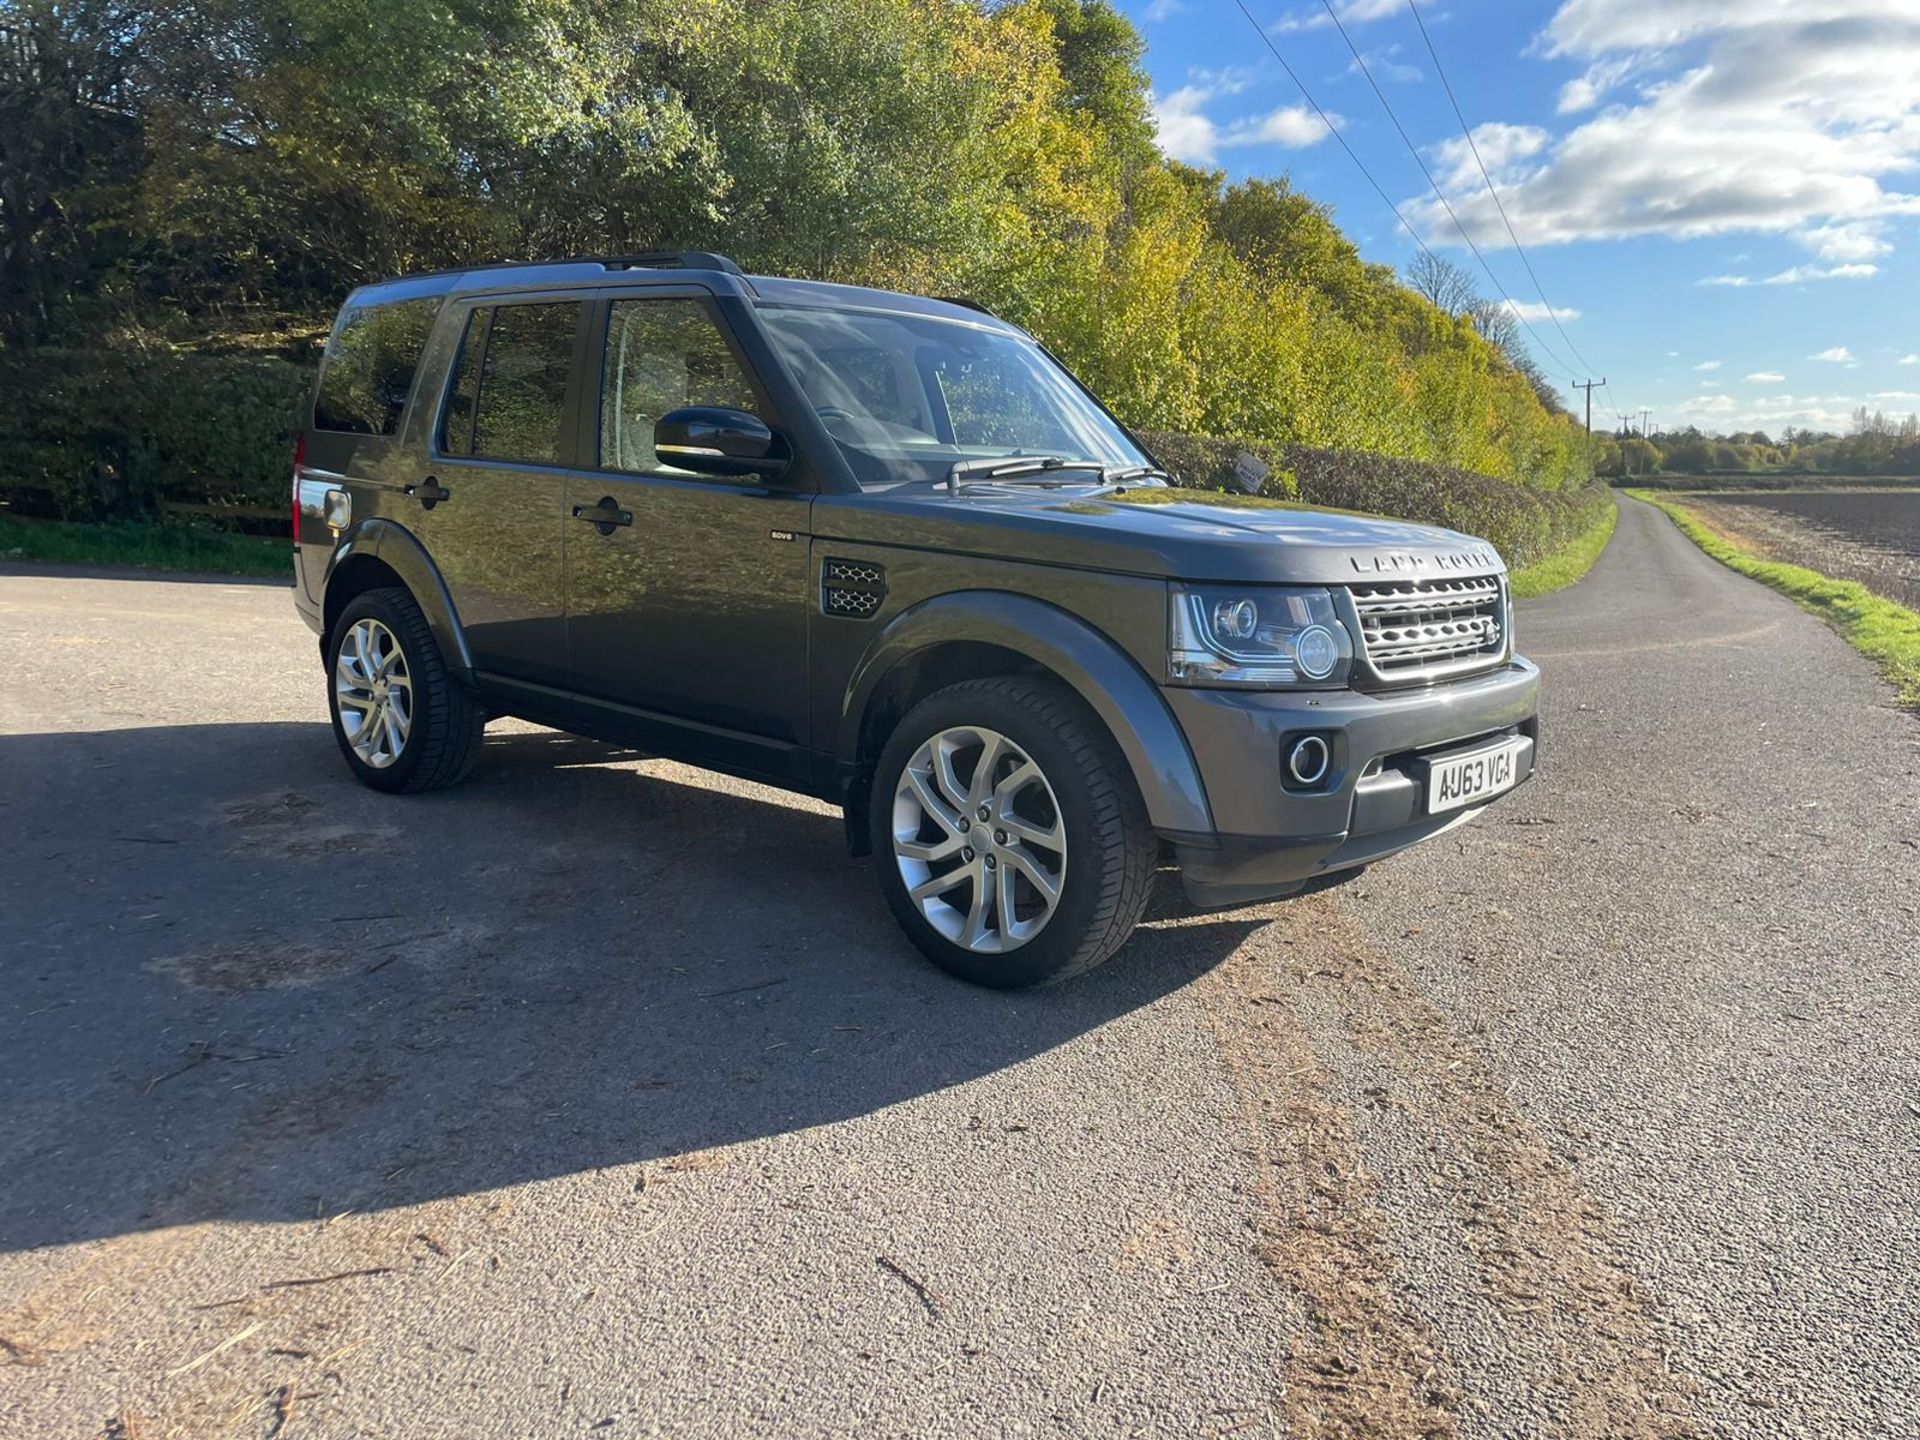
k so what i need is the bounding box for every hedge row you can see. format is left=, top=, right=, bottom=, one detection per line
left=0, top=348, right=310, bottom=525
left=1138, top=428, right=1609, bottom=569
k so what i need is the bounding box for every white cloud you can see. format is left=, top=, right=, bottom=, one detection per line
left=1223, top=105, right=1340, bottom=150
left=1500, top=299, right=1581, bottom=323
left=1673, top=391, right=1875, bottom=432
left=1796, top=219, right=1893, bottom=263
left=1809, top=346, right=1855, bottom=362
left=1274, top=0, right=1405, bottom=34
left=1349, top=45, right=1422, bottom=84
left=1699, top=263, right=1879, bottom=287
left=1745, top=371, right=1786, bottom=383
left=1901, top=354, right=1920, bottom=365
left=1151, top=86, right=1219, bottom=165
left=1152, top=82, right=1337, bottom=165
left=1544, top=0, right=1887, bottom=61
left=1187, top=65, right=1258, bottom=97
left=1431, top=123, right=1550, bottom=184
left=1144, top=0, right=1185, bottom=19
left=1868, top=390, right=1920, bottom=403
left=1693, top=360, right=1722, bottom=371
left=1407, top=6, right=1920, bottom=259
left=1556, top=54, right=1648, bottom=113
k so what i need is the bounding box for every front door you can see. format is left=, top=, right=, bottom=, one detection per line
left=564, top=293, right=812, bottom=781
left=408, top=296, right=583, bottom=687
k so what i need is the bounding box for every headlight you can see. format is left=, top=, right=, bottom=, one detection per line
left=1168, top=584, right=1355, bottom=687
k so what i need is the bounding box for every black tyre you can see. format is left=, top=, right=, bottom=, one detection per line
left=326, top=587, right=484, bottom=794
left=869, top=677, right=1154, bottom=988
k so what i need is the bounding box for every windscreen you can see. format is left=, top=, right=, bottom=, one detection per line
left=757, top=305, right=1148, bottom=488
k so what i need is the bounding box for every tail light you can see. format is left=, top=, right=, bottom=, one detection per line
left=291, top=431, right=305, bottom=546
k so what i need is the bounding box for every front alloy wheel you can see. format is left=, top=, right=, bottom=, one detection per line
left=891, top=725, right=1067, bottom=954
left=333, top=617, right=413, bottom=768
left=870, top=678, right=1154, bottom=988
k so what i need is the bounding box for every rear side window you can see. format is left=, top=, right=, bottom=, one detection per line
left=313, top=297, right=441, bottom=435
left=440, top=301, right=580, bottom=464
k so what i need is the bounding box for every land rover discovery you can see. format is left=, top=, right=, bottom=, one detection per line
left=292, top=251, right=1538, bottom=987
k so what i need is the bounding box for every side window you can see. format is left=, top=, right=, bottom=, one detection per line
left=598, top=299, right=762, bottom=475
left=439, top=301, right=580, bottom=464
left=313, top=297, right=441, bottom=435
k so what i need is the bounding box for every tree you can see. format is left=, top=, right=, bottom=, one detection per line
left=1466, top=298, right=1518, bottom=354
left=0, top=0, right=159, bottom=343
left=1015, top=0, right=1156, bottom=173
left=1208, top=176, right=1375, bottom=320
left=1404, top=252, right=1476, bottom=317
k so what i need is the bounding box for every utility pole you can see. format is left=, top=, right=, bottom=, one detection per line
left=1640, top=407, right=1652, bottom=440
left=1571, top=378, right=1606, bottom=435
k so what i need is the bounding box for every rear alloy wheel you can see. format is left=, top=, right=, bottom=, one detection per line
left=871, top=678, right=1153, bottom=988
left=334, top=617, right=413, bottom=769
left=326, top=587, right=483, bottom=794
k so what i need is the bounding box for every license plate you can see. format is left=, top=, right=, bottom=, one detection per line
left=1425, top=739, right=1522, bottom=815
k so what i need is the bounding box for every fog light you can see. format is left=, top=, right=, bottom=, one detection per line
left=1287, top=735, right=1331, bottom=786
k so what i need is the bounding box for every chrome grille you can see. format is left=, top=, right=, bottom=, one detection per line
left=822, top=558, right=887, bottom=619
left=1346, top=574, right=1506, bottom=681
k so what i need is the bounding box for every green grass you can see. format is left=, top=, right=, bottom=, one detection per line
left=1508, top=497, right=1618, bottom=599
left=1629, top=488, right=1920, bottom=708
left=0, top=514, right=292, bottom=578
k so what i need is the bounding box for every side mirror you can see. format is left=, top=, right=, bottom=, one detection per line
left=654, top=406, right=791, bottom=480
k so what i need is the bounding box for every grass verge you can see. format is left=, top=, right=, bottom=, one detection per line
left=1508, top=497, right=1617, bottom=599
left=1629, top=488, right=1920, bottom=708
left=0, top=514, right=290, bottom=578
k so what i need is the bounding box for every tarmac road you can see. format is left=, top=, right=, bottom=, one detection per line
left=1, top=496, right=1914, bottom=1439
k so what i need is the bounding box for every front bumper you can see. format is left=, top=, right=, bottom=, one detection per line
left=1162, top=658, right=1540, bottom=908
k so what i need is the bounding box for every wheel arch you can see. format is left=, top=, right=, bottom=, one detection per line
left=321, top=519, right=475, bottom=686
left=839, top=592, right=1213, bottom=851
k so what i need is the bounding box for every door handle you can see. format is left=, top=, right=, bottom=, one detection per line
left=406, top=477, right=451, bottom=509
left=572, top=497, right=633, bottom=535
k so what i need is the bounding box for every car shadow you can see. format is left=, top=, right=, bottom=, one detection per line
left=0, top=722, right=1263, bottom=1252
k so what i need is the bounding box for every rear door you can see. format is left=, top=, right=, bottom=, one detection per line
left=299, top=290, right=443, bottom=604
left=408, top=295, right=585, bottom=687
left=564, top=291, right=813, bottom=780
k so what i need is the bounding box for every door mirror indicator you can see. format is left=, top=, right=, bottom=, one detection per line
left=654, top=407, right=791, bottom=480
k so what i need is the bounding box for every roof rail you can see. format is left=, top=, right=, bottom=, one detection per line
left=371, top=251, right=751, bottom=289
left=934, top=296, right=998, bottom=317
left=599, top=251, right=745, bottom=275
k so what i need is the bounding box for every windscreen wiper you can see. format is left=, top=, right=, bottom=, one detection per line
left=1101, top=463, right=1175, bottom=485
left=945, top=455, right=1108, bottom=493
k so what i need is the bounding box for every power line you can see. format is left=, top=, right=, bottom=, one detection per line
left=1405, top=0, right=1599, bottom=377
left=1314, top=0, right=1583, bottom=383
left=1225, top=0, right=1449, bottom=274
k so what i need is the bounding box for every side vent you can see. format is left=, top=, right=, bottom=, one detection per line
left=822, top=558, right=887, bottom=619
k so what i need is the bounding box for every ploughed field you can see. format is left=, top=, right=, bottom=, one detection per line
left=1679, top=486, right=1920, bottom=609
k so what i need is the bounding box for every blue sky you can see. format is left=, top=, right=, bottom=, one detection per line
left=1121, top=0, right=1920, bottom=438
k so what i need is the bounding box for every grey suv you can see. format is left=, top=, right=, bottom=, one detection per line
left=293, top=251, right=1538, bottom=986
